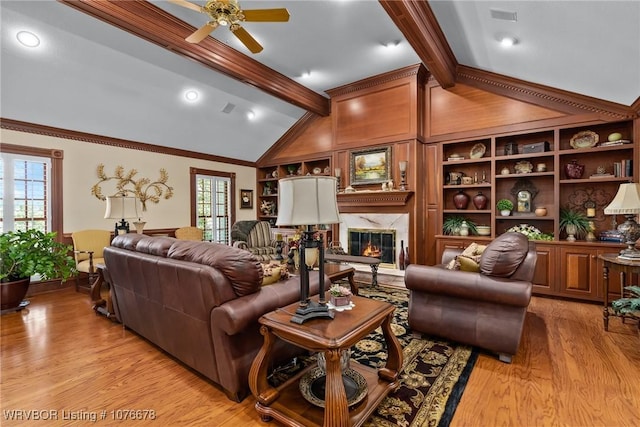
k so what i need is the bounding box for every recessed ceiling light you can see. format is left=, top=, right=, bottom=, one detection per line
left=383, top=41, right=400, bottom=49
left=500, top=36, right=518, bottom=47
left=247, top=110, right=255, bottom=120
left=16, top=31, right=40, bottom=48
left=184, top=90, right=199, bottom=102
left=300, top=71, right=312, bottom=79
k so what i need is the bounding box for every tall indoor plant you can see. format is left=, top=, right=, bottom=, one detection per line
left=0, top=230, right=76, bottom=311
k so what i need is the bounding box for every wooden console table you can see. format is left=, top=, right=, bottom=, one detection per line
left=249, top=295, right=403, bottom=427
left=598, top=254, right=640, bottom=331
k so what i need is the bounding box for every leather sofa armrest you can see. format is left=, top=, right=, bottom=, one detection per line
left=405, top=264, right=532, bottom=307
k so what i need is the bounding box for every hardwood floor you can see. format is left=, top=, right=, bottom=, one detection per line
left=1, top=288, right=638, bottom=426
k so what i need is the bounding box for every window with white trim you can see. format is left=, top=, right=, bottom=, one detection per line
left=0, top=153, right=52, bottom=233
left=195, top=173, right=232, bottom=244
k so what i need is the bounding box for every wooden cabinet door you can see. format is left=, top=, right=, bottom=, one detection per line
left=559, top=246, right=599, bottom=301
left=531, top=244, right=556, bottom=296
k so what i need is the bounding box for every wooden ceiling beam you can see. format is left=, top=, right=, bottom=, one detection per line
left=58, top=0, right=330, bottom=117
left=379, top=0, right=457, bottom=88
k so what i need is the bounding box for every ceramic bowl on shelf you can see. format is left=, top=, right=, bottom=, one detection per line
left=476, top=225, right=491, bottom=236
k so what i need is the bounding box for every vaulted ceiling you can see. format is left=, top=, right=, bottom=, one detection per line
left=2, top=1, right=638, bottom=162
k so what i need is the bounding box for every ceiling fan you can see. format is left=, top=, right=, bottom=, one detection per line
left=168, top=0, right=290, bottom=54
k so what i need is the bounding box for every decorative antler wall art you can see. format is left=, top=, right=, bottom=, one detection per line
left=91, top=164, right=174, bottom=211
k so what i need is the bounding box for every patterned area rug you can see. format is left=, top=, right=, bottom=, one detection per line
left=270, top=284, right=478, bottom=427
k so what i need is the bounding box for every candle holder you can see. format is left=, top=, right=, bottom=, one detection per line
left=399, top=161, right=408, bottom=190
left=334, top=168, right=342, bottom=193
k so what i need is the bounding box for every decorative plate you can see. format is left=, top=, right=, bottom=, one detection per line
left=299, top=367, right=368, bottom=408
left=470, top=143, right=486, bottom=159
left=570, top=130, right=599, bottom=149
left=312, top=167, right=322, bottom=175
left=514, top=161, right=533, bottom=174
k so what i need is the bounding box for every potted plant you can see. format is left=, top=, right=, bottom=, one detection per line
left=0, top=230, right=76, bottom=311
left=496, top=199, right=514, bottom=216
left=328, top=284, right=352, bottom=307
left=442, top=216, right=477, bottom=236
left=559, top=208, right=590, bottom=241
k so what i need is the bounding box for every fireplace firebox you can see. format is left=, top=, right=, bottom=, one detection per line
left=348, top=228, right=396, bottom=267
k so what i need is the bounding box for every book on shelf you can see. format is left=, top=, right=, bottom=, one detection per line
left=620, top=159, right=633, bottom=177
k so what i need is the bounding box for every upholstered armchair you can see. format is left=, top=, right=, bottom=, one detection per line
left=71, top=229, right=112, bottom=291
left=405, top=232, right=537, bottom=363
left=231, top=220, right=278, bottom=261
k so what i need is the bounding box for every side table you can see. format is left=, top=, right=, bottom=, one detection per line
left=598, top=254, right=640, bottom=331
left=89, top=263, right=117, bottom=320
left=249, top=295, right=402, bottom=427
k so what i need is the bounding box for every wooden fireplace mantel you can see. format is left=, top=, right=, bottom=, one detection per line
left=337, top=190, right=414, bottom=208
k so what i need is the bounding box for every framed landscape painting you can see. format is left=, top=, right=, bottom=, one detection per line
left=350, top=146, right=391, bottom=186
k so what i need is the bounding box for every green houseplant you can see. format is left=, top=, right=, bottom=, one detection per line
left=442, top=216, right=478, bottom=236
left=496, top=199, right=514, bottom=216
left=0, top=230, right=76, bottom=311
left=559, top=208, right=590, bottom=241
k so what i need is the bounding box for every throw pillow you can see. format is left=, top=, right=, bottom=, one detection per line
left=479, top=232, right=528, bottom=277
left=445, top=242, right=487, bottom=271
left=261, top=263, right=288, bottom=286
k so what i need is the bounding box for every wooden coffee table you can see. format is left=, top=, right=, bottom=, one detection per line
left=249, top=295, right=403, bottom=427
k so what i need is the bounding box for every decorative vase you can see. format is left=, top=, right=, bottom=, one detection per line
left=459, top=221, right=469, bottom=236
left=398, top=240, right=405, bottom=271
left=473, top=192, right=488, bottom=210
left=500, top=210, right=511, bottom=217
left=453, top=190, right=470, bottom=209
left=565, top=224, right=577, bottom=242
left=564, top=160, right=585, bottom=179
left=404, top=246, right=410, bottom=269
left=535, top=207, right=547, bottom=217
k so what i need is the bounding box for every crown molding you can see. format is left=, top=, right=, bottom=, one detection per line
left=456, top=66, right=636, bottom=120
left=0, top=118, right=255, bottom=167
left=379, top=0, right=457, bottom=88
left=58, top=0, right=329, bottom=116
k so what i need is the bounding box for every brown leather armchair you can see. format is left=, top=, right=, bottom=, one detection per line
left=405, top=232, right=537, bottom=363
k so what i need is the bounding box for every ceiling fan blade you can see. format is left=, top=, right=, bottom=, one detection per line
left=167, top=0, right=203, bottom=13
left=231, top=25, right=263, bottom=54
left=242, top=8, right=290, bottom=22
left=186, top=22, right=219, bottom=43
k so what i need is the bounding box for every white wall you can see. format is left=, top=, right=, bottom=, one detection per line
left=1, top=129, right=257, bottom=233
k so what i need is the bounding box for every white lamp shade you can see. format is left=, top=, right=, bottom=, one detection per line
left=604, top=183, right=640, bottom=215
left=276, top=176, right=340, bottom=226
left=104, top=196, right=140, bottom=219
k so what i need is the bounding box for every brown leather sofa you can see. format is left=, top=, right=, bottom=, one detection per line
left=405, top=232, right=537, bottom=363
left=103, top=234, right=328, bottom=402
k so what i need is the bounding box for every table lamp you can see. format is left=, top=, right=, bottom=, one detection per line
left=277, top=176, right=340, bottom=324
left=104, top=196, right=140, bottom=236
left=604, top=183, right=640, bottom=260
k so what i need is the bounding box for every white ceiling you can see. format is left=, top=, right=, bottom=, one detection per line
left=1, top=1, right=638, bottom=163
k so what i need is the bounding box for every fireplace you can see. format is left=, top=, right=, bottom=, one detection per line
left=348, top=228, right=396, bottom=267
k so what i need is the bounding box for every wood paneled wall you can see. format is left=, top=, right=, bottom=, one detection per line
left=258, top=65, right=630, bottom=266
